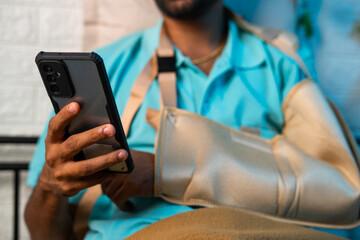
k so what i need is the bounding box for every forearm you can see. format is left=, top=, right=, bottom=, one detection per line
left=25, top=182, right=73, bottom=240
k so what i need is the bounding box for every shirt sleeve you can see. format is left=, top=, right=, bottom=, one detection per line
left=264, top=43, right=308, bottom=104
left=278, top=56, right=307, bottom=102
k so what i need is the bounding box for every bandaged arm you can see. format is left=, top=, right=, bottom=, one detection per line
left=154, top=80, right=360, bottom=227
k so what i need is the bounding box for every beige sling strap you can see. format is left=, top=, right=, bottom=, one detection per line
left=122, top=26, right=177, bottom=136
left=143, top=27, right=178, bottom=131
left=229, top=11, right=313, bottom=81
left=121, top=54, right=158, bottom=135
left=158, top=72, right=177, bottom=107
left=73, top=184, right=102, bottom=240
left=157, top=27, right=177, bottom=108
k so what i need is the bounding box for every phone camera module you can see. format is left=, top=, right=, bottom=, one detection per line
left=49, top=84, right=60, bottom=94
left=40, top=60, right=73, bottom=97
left=47, top=74, right=56, bottom=83
left=43, top=65, right=53, bottom=73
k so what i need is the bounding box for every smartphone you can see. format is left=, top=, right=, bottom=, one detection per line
left=35, top=51, right=133, bottom=173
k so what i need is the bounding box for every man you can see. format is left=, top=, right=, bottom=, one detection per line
left=25, top=0, right=360, bottom=239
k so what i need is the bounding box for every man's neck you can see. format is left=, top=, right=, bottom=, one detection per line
left=162, top=2, right=227, bottom=75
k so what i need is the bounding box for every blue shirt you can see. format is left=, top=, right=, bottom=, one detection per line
left=28, top=19, right=303, bottom=239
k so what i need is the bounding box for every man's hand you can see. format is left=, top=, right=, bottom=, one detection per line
left=39, top=102, right=128, bottom=197
left=101, top=149, right=154, bottom=211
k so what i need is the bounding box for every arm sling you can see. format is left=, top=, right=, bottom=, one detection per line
left=73, top=11, right=360, bottom=239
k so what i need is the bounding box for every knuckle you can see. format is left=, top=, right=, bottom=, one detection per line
left=53, top=169, right=65, bottom=181
left=46, top=159, right=55, bottom=168
left=59, top=109, right=66, bottom=119
left=90, top=129, right=102, bottom=143
left=79, top=163, right=93, bottom=176
left=65, top=136, right=79, bottom=152
left=45, top=152, right=56, bottom=168
left=105, top=153, right=117, bottom=166
left=59, top=145, right=71, bottom=160
left=99, top=155, right=111, bottom=169
left=48, top=118, right=57, bottom=133
left=61, top=184, right=75, bottom=195
left=57, top=108, right=68, bottom=122
left=45, top=136, right=51, bottom=146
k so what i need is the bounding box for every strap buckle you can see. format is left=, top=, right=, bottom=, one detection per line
left=157, top=56, right=176, bottom=73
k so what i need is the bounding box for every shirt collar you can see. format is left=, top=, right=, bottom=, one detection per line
left=175, top=46, right=194, bottom=68
left=145, top=17, right=266, bottom=70
left=223, top=20, right=266, bottom=69
left=142, top=18, right=190, bottom=68
left=173, top=19, right=266, bottom=70
left=141, top=18, right=163, bottom=59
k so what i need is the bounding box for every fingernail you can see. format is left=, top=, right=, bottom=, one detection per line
left=103, top=125, right=115, bottom=136
left=67, top=103, right=75, bottom=113
left=117, top=150, right=128, bottom=160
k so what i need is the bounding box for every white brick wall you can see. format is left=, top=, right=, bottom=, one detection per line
left=0, top=1, right=83, bottom=239
left=0, top=0, right=83, bottom=136
left=83, top=0, right=160, bottom=50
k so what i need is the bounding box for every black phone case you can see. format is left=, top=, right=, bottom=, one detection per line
left=35, top=51, right=133, bottom=173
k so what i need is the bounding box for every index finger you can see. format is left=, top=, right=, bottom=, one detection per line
left=47, top=102, right=80, bottom=143
left=63, top=149, right=129, bottom=177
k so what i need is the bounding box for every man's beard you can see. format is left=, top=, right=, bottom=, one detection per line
left=155, top=0, right=220, bottom=19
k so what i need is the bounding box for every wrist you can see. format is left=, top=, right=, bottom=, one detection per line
left=37, top=167, right=66, bottom=199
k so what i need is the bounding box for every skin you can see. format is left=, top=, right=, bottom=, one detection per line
left=24, top=102, right=154, bottom=239
left=25, top=0, right=225, bottom=239
left=158, top=0, right=227, bottom=74
left=155, top=0, right=219, bottom=19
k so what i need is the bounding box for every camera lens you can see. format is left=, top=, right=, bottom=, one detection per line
left=43, top=65, right=53, bottom=73
left=49, top=85, right=60, bottom=94
left=47, top=74, right=56, bottom=83
left=55, top=72, right=61, bottom=78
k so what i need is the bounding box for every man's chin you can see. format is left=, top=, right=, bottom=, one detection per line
left=155, top=0, right=219, bottom=20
